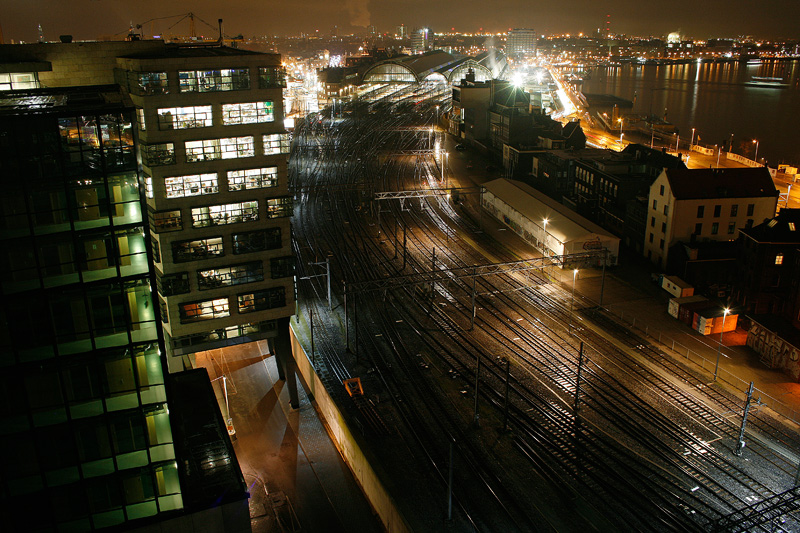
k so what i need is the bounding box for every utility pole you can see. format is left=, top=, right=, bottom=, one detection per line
left=502, top=357, right=510, bottom=431
left=473, top=354, right=480, bottom=426
left=734, top=382, right=755, bottom=456
left=470, top=266, right=477, bottom=330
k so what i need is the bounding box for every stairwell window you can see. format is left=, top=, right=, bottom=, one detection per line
left=776, top=254, right=784, bottom=265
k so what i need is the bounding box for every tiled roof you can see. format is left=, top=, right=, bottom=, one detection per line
left=740, top=208, right=800, bottom=243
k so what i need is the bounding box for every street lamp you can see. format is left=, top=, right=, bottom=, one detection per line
left=570, top=268, right=579, bottom=332
left=753, top=139, right=760, bottom=165
left=618, top=118, right=623, bottom=141
left=435, top=105, right=439, bottom=129
left=690, top=127, right=696, bottom=149
left=715, top=144, right=721, bottom=168
left=442, top=152, right=448, bottom=185
left=713, top=307, right=730, bottom=381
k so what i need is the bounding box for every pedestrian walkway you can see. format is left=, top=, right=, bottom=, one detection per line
left=195, top=341, right=382, bottom=533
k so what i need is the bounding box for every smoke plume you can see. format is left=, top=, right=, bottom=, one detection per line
left=346, top=0, right=370, bottom=28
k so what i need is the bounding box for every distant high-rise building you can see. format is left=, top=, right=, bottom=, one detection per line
left=412, top=28, right=432, bottom=52
left=506, top=29, right=537, bottom=58
left=397, top=24, right=407, bottom=39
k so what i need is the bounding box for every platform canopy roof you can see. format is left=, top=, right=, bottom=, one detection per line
left=362, top=50, right=500, bottom=85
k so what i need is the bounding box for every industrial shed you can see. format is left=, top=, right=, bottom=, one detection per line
left=482, top=178, right=619, bottom=267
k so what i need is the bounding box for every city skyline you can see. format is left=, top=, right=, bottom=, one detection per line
left=2, top=0, right=799, bottom=43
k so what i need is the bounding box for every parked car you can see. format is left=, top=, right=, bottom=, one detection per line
left=455, top=144, right=466, bottom=151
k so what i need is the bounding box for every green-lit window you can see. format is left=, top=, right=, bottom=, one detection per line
left=258, top=67, right=286, bottom=88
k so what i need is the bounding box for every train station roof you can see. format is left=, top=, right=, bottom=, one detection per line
left=362, top=50, right=499, bottom=85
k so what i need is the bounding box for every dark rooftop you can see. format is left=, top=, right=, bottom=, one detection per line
left=666, top=166, right=778, bottom=200
left=119, top=43, right=267, bottom=60
left=740, top=208, right=800, bottom=243
left=167, top=368, right=248, bottom=512
left=0, top=85, right=127, bottom=115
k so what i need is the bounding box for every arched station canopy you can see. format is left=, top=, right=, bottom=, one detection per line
left=362, top=50, right=504, bottom=86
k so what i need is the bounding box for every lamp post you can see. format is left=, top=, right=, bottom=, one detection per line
left=435, top=104, right=439, bottom=130
left=441, top=151, right=448, bottom=184
left=570, top=269, right=578, bottom=332
left=675, top=133, right=680, bottom=152
left=713, top=307, right=730, bottom=381
left=618, top=118, right=623, bottom=141
left=715, top=145, right=721, bottom=168
left=753, top=139, right=760, bottom=165
left=542, top=218, right=549, bottom=253
left=690, top=127, right=696, bottom=149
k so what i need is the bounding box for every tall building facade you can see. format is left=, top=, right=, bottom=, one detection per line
left=0, top=41, right=297, bottom=374
left=114, top=47, right=294, bottom=371
left=0, top=85, right=187, bottom=531
left=507, top=29, right=537, bottom=58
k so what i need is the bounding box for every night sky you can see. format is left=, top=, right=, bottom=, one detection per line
left=2, top=0, right=798, bottom=43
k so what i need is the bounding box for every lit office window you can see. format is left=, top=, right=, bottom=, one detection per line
left=185, top=137, right=254, bottom=162
left=227, top=167, right=278, bottom=191
left=179, top=298, right=230, bottom=323
left=136, top=108, right=146, bottom=131
left=157, top=106, right=213, bottom=130
left=144, top=177, right=153, bottom=199
left=191, top=201, right=259, bottom=228
left=776, top=254, right=784, bottom=265
left=222, top=102, right=274, bottom=125
left=262, top=133, right=291, bottom=155
left=0, top=72, right=40, bottom=91
left=265, top=196, right=293, bottom=218
left=164, top=173, right=218, bottom=198
left=179, top=69, right=250, bottom=92
left=237, top=287, right=285, bottom=313
left=198, top=261, right=264, bottom=290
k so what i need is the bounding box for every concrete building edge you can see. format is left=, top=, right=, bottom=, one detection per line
left=288, top=326, right=412, bottom=533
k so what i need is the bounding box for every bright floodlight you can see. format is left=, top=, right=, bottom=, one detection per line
left=511, top=72, right=525, bottom=87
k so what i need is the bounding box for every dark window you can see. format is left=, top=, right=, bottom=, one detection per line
left=232, top=228, right=281, bottom=254
left=172, top=237, right=224, bottom=263
left=652, top=199, right=657, bottom=210
left=270, top=256, right=295, bottom=279
left=659, top=239, right=664, bottom=250
left=159, top=297, right=168, bottom=324
left=258, top=67, right=287, bottom=88
left=650, top=216, right=655, bottom=227
left=197, top=261, right=264, bottom=290
left=711, top=222, right=719, bottom=235
left=713, top=205, right=721, bottom=217
left=151, top=239, right=160, bottom=263
left=663, top=205, right=668, bottom=215
left=695, top=223, right=702, bottom=234
left=110, top=411, right=147, bottom=454
left=728, top=222, right=736, bottom=234
left=661, top=222, right=666, bottom=233
left=659, top=184, right=664, bottom=196
left=141, top=142, right=175, bottom=166
left=649, top=233, right=654, bottom=243
left=238, top=287, right=285, bottom=313
left=731, top=204, right=739, bottom=217
left=747, top=203, right=755, bottom=216
left=697, top=205, right=704, bottom=218
left=150, top=209, right=182, bottom=233
left=159, top=272, right=190, bottom=296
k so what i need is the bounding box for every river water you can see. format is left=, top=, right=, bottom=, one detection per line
left=579, top=60, right=800, bottom=167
